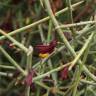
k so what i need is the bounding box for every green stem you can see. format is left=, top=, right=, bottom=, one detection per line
left=0, top=46, right=27, bottom=76
left=47, top=60, right=58, bottom=86
left=33, top=62, right=71, bottom=81
left=66, top=0, right=76, bottom=36
left=0, top=29, right=28, bottom=53
left=33, top=26, right=95, bottom=69
left=35, top=81, right=49, bottom=90
left=47, top=20, right=53, bottom=43
left=43, top=0, right=96, bottom=82
left=0, top=65, right=15, bottom=69
left=69, top=33, right=94, bottom=70
left=43, top=0, right=76, bottom=55
left=26, top=46, right=33, bottom=71
left=0, top=72, right=12, bottom=77
left=25, top=46, right=33, bottom=96
left=81, top=79, right=96, bottom=86
left=25, top=87, right=30, bottom=96
left=56, top=21, right=96, bottom=29
left=87, top=87, right=96, bottom=95
left=66, top=0, right=74, bottom=23
left=39, top=24, right=58, bottom=87
left=0, top=1, right=84, bottom=41
left=38, top=24, right=45, bottom=43
left=72, top=65, right=82, bottom=96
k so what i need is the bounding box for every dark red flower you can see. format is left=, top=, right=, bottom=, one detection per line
left=24, top=69, right=36, bottom=86
left=60, top=67, right=69, bottom=80
left=35, top=40, right=57, bottom=54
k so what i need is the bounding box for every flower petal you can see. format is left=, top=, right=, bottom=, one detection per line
left=24, top=69, right=36, bottom=86
left=35, top=40, right=57, bottom=54
left=60, top=67, right=69, bottom=80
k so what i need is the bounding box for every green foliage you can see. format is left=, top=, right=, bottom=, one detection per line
left=0, top=0, right=96, bottom=96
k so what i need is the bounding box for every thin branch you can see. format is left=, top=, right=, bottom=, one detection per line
left=0, top=46, right=27, bottom=76
left=0, top=29, right=28, bottom=53
left=0, top=1, right=84, bottom=41
left=43, top=0, right=96, bottom=83
left=56, top=21, right=96, bottom=29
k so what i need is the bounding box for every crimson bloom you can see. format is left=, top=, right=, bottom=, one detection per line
left=24, top=69, right=36, bottom=86
left=35, top=40, right=57, bottom=58
left=35, top=40, right=57, bottom=54
left=12, top=69, right=36, bottom=86
left=60, top=67, right=69, bottom=80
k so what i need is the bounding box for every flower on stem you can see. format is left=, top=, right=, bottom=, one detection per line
left=59, top=66, right=69, bottom=80
left=12, top=69, right=36, bottom=86
left=39, top=53, right=49, bottom=59
left=35, top=40, right=57, bottom=58
left=23, top=69, right=36, bottom=86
